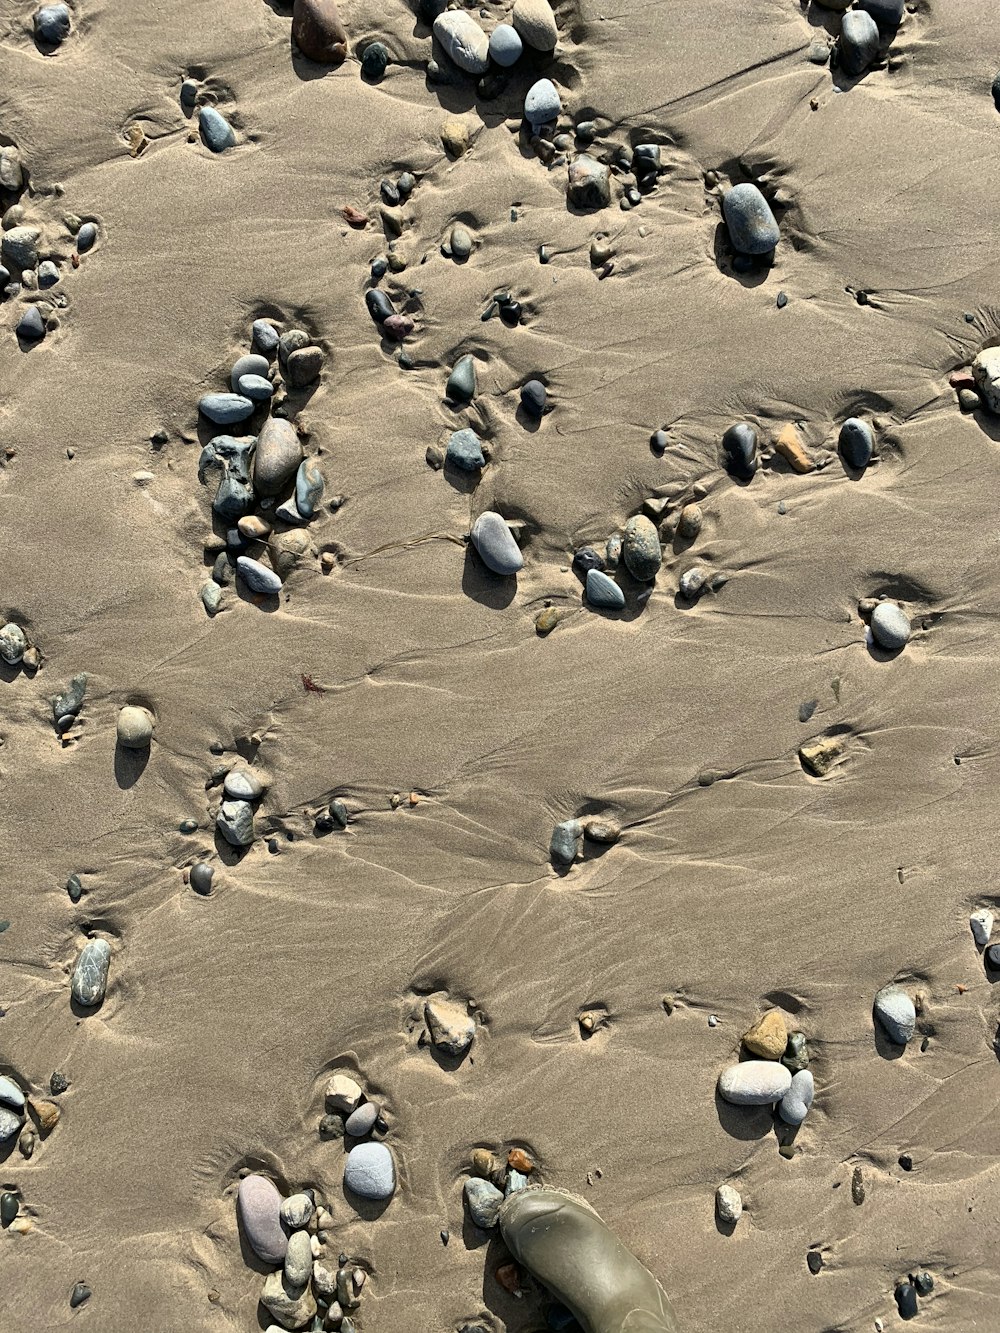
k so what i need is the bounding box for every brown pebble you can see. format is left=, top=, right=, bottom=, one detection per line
left=535, top=607, right=559, bottom=635
left=507, top=1147, right=533, bottom=1173
left=292, top=0, right=348, bottom=64
left=341, top=205, right=368, bottom=228
left=441, top=116, right=471, bottom=158
left=773, top=423, right=815, bottom=473
left=18, top=1128, right=36, bottom=1159
left=799, top=734, right=845, bottom=777
left=426, top=444, right=444, bottom=470
left=408, top=791, right=420, bottom=806
left=495, top=1262, right=521, bottom=1294
left=29, top=1098, right=60, bottom=1134
left=124, top=124, right=148, bottom=156
left=471, top=1148, right=495, bottom=1178
left=71, top=252, right=80, bottom=268
left=584, top=817, right=620, bottom=844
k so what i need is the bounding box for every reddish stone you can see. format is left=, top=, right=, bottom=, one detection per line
left=292, top=0, right=348, bottom=64
left=341, top=205, right=368, bottom=228
left=382, top=314, right=414, bottom=341
left=495, top=1262, right=521, bottom=1294
left=507, top=1147, right=534, bottom=1173
left=949, top=368, right=975, bottom=390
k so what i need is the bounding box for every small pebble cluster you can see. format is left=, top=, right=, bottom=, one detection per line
left=716, top=1008, right=814, bottom=1134
left=0, top=1071, right=62, bottom=1167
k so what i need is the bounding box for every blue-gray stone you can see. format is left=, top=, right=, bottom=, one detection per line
left=199, top=393, right=254, bottom=425
left=237, top=373, right=274, bottom=401
left=345, top=1101, right=378, bottom=1137
left=520, top=379, right=546, bottom=417
left=295, top=456, right=324, bottom=518
left=2, top=227, right=40, bottom=270
left=721, top=421, right=758, bottom=478
left=446, top=428, right=485, bottom=471
left=471, top=511, right=523, bottom=575
left=0, top=1108, right=21, bottom=1141
left=37, top=260, right=59, bottom=288
left=34, top=3, right=71, bottom=44
left=489, top=23, right=522, bottom=66
left=236, top=556, right=281, bottom=595
left=199, top=106, right=236, bottom=153
left=839, top=417, right=873, bottom=469
left=191, top=862, right=216, bottom=894
left=464, top=1178, right=503, bottom=1228
left=586, top=568, right=625, bottom=609
left=622, top=514, right=662, bottom=581
left=870, top=602, right=910, bottom=651
left=16, top=306, right=45, bottom=340
left=551, top=818, right=582, bottom=863
left=217, top=798, right=255, bottom=846
left=0, top=266, right=9, bottom=288
left=446, top=354, right=477, bottom=401
left=505, top=1169, right=528, bottom=1195
left=213, top=474, right=255, bottom=520
left=858, top=0, right=903, bottom=25
left=53, top=672, right=87, bottom=721
left=722, top=184, right=780, bottom=255
left=873, top=984, right=915, bottom=1044
left=778, top=1069, right=814, bottom=1125
left=201, top=581, right=223, bottom=614
left=71, top=938, right=111, bottom=1007
left=230, top=353, right=269, bottom=392
left=199, top=434, right=255, bottom=484
left=525, top=78, right=560, bottom=130
left=361, top=41, right=390, bottom=79
left=397, top=171, right=416, bottom=197
left=77, top=221, right=97, bottom=253
left=840, top=11, right=880, bottom=76
left=344, top=1142, right=396, bottom=1200
left=0, top=1076, right=25, bottom=1111
left=252, top=319, right=280, bottom=355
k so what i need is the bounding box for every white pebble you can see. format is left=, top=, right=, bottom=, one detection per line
left=708, top=1014, right=719, bottom=1027
left=970, top=908, right=993, bottom=948
left=715, top=1183, right=742, bottom=1224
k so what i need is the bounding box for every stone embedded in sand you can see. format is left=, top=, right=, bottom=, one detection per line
left=433, top=10, right=490, bottom=73
left=253, top=418, right=303, bottom=497
left=520, top=379, right=546, bottom=417
left=839, top=10, right=880, bottom=76
left=345, top=1101, right=378, bottom=1137
left=718, top=1060, right=792, bottom=1105
left=199, top=392, right=255, bottom=425
left=773, top=422, right=815, bottom=473
left=525, top=78, right=561, bottom=130
left=198, top=106, right=235, bottom=153
left=447, top=354, right=477, bottom=401
left=873, top=984, right=916, bottom=1045
left=237, top=1175, right=287, bottom=1264
left=190, top=862, right=214, bottom=895
left=2, top=226, right=39, bottom=270
left=782, top=1032, right=810, bottom=1073
left=30, top=1097, right=60, bottom=1133
left=441, top=116, right=471, bottom=157
left=446, top=223, right=473, bottom=260
left=742, top=1009, right=787, bottom=1060
left=261, top=1268, right=316, bottom=1330
left=365, top=289, right=394, bottom=325
left=971, top=909, right=993, bottom=947
left=489, top=23, right=522, bottom=66
left=424, top=997, right=476, bottom=1055
left=778, top=1069, right=814, bottom=1125
left=344, top=1142, right=396, bottom=1200
left=550, top=818, right=583, bottom=864
left=71, top=938, right=111, bottom=1007
left=77, top=221, right=98, bottom=252
left=252, top=319, right=280, bottom=356
left=585, top=817, right=621, bottom=844
left=223, top=768, right=266, bottom=801
left=34, top=3, right=71, bottom=45
left=512, top=0, right=558, bottom=51
left=715, top=1184, right=742, bottom=1224
left=292, top=0, right=348, bottom=64
left=446, top=428, right=485, bottom=472
left=721, top=421, right=758, bottom=479
left=870, top=601, right=911, bottom=651
left=16, top=307, right=45, bottom=341
left=622, top=514, right=662, bottom=581
left=285, top=345, right=324, bottom=388
left=284, top=1230, right=312, bottom=1287
left=839, top=417, right=874, bottom=470
left=722, top=183, right=779, bottom=255
left=217, top=798, right=254, bottom=846
left=117, top=705, right=154, bottom=749
left=895, top=1282, right=918, bottom=1320
left=586, top=568, right=625, bottom=609
left=0, top=623, right=27, bottom=665
left=799, top=734, right=844, bottom=777
left=679, top=567, right=707, bottom=600
left=465, top=1177, right=504, bottom=1229
left=971, top=347, right=1000, bottom=414
left=471, top=511, right=524, bottom=576
left=326, top=1074, right=363, bottom=1113
left=677, top=504, right=702, bottom=540
left=361, top=40, right=390, bottom=79
left=382, top=313, right=414, bottom=341
left=567, top=155, right=611, bottom=210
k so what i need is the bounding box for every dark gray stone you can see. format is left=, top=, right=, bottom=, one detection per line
left=858, top=0, right=903, bottom=25
left=840, top=10, right=880, bottom=76
left=446, top=354, right=477, bottom=401
left=567, top=155, right=611, bottom=209
left=34, top=3, right=71, bottom=44
left=237, top=373, right=273, bottom=401
left=361, top=41, right=390, bottom=79
left=470, top=511, right=523, bottom=575
left=721, top=421, right=758, bottom=478
left=895, top=1283, right=918, bottom=1321
left=77, top=221, right=97, bottom=252
left=839, top=417, right=873, bottom=469
left=2, top=227, right=39, bottom=270
left=16, top=306, right=45, bottom=340
left=573, top=545, right=604, bottom=575
left=69, top=1283, right=91, bottom=1309
left=722, top=184, right=779, bottom=255
left=199, top=107, right=236, bottom=152
left=446, top=428, right=485, bottom=471
left=252, top=319, right=280, bottom=355
left=190, top=863, right=214, bottom=894
left=365, top=288, right=395, bottom=324
left=52, top=673, right=86, bottom=721
left=520, top=379, right=546, bottom=417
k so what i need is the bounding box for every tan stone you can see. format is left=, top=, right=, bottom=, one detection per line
left=28, top=1098, right=60, bottom=1134
left=742, top=1009, right=787, bottom=1059
left=325, top=1074, right=362, bottom=1113
left=773, top=423, right=815, bottom=473
left=799, top=734, right=844, bottom=777
left=441, top=116, right=470, bottom=158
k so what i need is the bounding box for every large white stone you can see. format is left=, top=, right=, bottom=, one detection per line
left=717, top=1061, right=792, bottom=1106
left=433, top=11, right=489, bottom=73
left=971, top=909, right=994, bottom=948
left=972, top=347, right=1000, bottom=414
left=873, top=984, right=915, bottom=1045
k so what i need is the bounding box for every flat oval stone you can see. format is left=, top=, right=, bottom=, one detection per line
left=199, top=106, right=235, bottom=153
left=285, top=345, right=324, bottom=388
left=295, top=457, right=324, bottom=518
left=446, top=353, right=477, bottom=401
left=871, top=602, right=911, bottom=651
left=189, top=862, right=214, bottom=894
left=284, top=1229, right=312, bottom=1286
left=446, top=428, right=485, bottom=471
left=344, top=1142, right=396, bottom=1200
left=34, top=2, right=71, bottom=44
left=224, top=768, right=265, bottom=800
left=722, top=183, right=780, bottom=255
left=718, top=1061, right=792, bottom=1106
left=525, top=78, right=560, bottom=130
left=448, top=223, right=473, bottom=259
left=778, top=1069, right=814, bottom=1125
left=71, top=938, right=112, bottom=1007
left=433, top=11, right=490, bottom=74
left=77, top=221, right=98, bottom=253
left=586, top=568, right=625, bottom=609
left=471, top=511, right=523, bottom=575
left=840, top=10, right=880, bottom=76
left=252, top=319, right=280, bottom=356
left=622, top=514, right=662, bottom=581
left=292, top=0, right=348, bottom=63
left=971, top=908, right=993, bottom=947
left=345, top=1101, right=379, bottom=1137
left=230, top=353, right=270, bottom=392
left=237, top=1174, right=288, bottom=1264
left=199, top=393, right=254, bottom=425
left=489, top=23, right=522, bottom=66
left=253, top=417, right=303, bottom=496
left=550, top=818, right=582, bottom=863
left=2, top=226, right=40, bottom=270
left=873, top=984, right=915, bottom=1045
left=37, top=259, right=59, bottom=288
left=512, top=0, right=557, bottom=51
left=0, top=623, right=27, bottom=665
left=839, top=417, right=873, bottom=469
left=236, top=556, right=281, bottom=596
left=465, top=1177, right=504, bottom=1228
left=217, top=798, right=255, bottom=846
left=0, top=1076, right=25, bottom=1111
left=237, top=373, right=274, bottom=401
left=117, top=705, right=153, bottom=749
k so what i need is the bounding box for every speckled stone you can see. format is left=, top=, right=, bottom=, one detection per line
left=2, top=226, right=40, bottom=270
left=0, top=623, right=27, bottom=665
left=217, top=799, right=255, bottom=847
left=622, top=514, right=662, bottom=581
left=253, top=418, right=303, bottom=497
left=71, top=938, right=112, bottom=1007
left=446, top=428, right=485, bottom=471
left=465, top=1177, right=504, bottom=1228
left=722, top=184, right=780, bottom=255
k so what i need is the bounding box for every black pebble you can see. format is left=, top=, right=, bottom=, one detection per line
left=520, top=379, right=546, bottom=417
left=440, top=1228, right=449, bottom=1245
left=913, top=1271, right=934, bottom=1296
left=733, top=254, right=754, bottom=273
left=365, top=288, right=394, bottom=325
left=895, top=1282, right=918, bottom=1320
left=986, top=944, right=1000, bottom=969
left=67, top=873, right=83, bottom=903
left=50, top=1071, right=69, bottom=1095
left=898, top=1153, right=913, bottom=1172
left=500, top=300, right=522, bottom=327
left=190, top=863, right=214, bottom=895
left=856, top=291, right=869, bottom=306
left=625, top=186, right=641, bottom=206
left=573, top=546, right=605, bottom=575
left=380, top=179, right=400, bottom=206
left=70, top=1283, right=91, bottom=1309
left=807, top=1251, right=823, bottom=1275
left=721, top=421, right=758, bottom=479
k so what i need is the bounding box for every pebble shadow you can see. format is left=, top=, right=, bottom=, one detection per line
left=515, top=406, right=543, bottom=434
left=461, top=547, right=518, bottom=610
left=872, top=1022, right=906, bottom=1061
left=343, top=1183, right=393, bottom=1222
left=714, top=1090, right=775, bottom=1140
left=113, top=744, right=149, bottom=789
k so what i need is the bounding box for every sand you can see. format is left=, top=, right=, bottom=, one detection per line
left=3, top=0, right=1000, bottom=1327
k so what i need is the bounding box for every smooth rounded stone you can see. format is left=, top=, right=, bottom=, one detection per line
left=512, top=0, right=557, bottom=51
left=470, top=511, right=523, bottom=576
left=446, top=353, right=477, bottom=401
left=345, top=1101, right=378, bottom=1137
left=895, top=1282, right=918, bottom=1321
left=294, top=457, right=324, bottom=519
left=254, top=418, right=303, bottom=496
left=0, top=147, right=23, bottom=192
left=489, top=23, right=522, bottom=66
left=76, top=220, right=97, bottom=253
left=550, top=818, right=583, bottom=864
left=448, top=223, right=473, bottom=259
left=567, top=155, right=611, bottom=209
left=678, top=567, right=707, bottom=601
left=261, top=1268, right=316, bottom=1330
left=840, top=10, right=880, bottom=76
left=37, top=259, right=59, bottom=288
left=446, top=427, right=485, bottom=471
left=715, top=1184, right=742, bottom=1225
left=201, top=580, right=223, bottom=616
left=69, top=1283, right=91, bottom=1309
left=361, top=40, right=390, bottom=79
left=839, top=417, right=874, bottom=469
left=34, top=3, right=71, bottom=44
left=268, top=529, right=310, bottom=578
left=285, top=345, right=324, bottom=388
left=987, top=944, right=1000, bottom=970
left=284, top=1229, right=313, bottom=1287
left=574, top=545, right=605, bottom=575
left=858, top=0, right=903, bottom=23
left=190, top=862, right=214, bottom=895
left=217, top=798, right=255, bottom=847
left=465, top=1177, right=504, bottom=1229
left=292, top=0, right=347, bottom=63
left=873, top=984, right=915, bottom=1045
left=870, top=602, right=911, bottom=651
left=0, top=1076, right=25, bottom=1111
left=343, top=1142, right=395, bottom=1201
left=224, top=767, right=265, bottom=800
left=971, top=908, right=994, bottom=947
left=2, top=227, right=39, bottom=270
left=1, top=1192, right=18, bottom=1225
left=237, top=373, right=274, bottom=402
left=237, top=1175, right=288, bottom=1264
left=365, top=288, right=395, bottom=325
left=519, top=379, right=547, bottom=419
left=326, top=1073, right=363, bottom=1112
left=0, top=1107, right=22, bottom=1141
left=199, top=392, right=255, bottom=425
left=16, top=306, right=45, bottom=340
left=782, top=1032, right=810, bottom=1072
left=278, top=329, right=310, bottom=364
left=586, top=568, right=625, bottom=609
left=433, top=10, right=489, bottom=73
left=117, top=705, right=154, bottom=749
left=230, top=353, right=270, bottom=392
left=71, top=938, right=112, bottom=1007
left=718, top=1060, right=792, bottom=1106
left=180, top=76, right=199, bottom=107
left=0, top=622, right=27, bottom=665
left=742, top=1009, right=786, bottom=1060
left=622, top=514, right=662, bottom=581
left=425, top=997, right=475, bottom=1055
left=720, top=421, right=758, bottom=478
left=199, top=106, right=236, bottom=153
left=525, top=78, right=560, bottom=130
left=778, top=1069, right=815, bottom=1126
left=312, top=1260, right=338, bottom=1300
left=677, top=503, right=702, bottom=539
left=722, top=183, right=779, bottom=255
left=253, top=319, right=280, bottom=356
left=971, top=346, right=1000, bottom=413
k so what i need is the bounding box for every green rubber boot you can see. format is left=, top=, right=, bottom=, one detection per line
left=498, top=1187, right=678, bottom=1333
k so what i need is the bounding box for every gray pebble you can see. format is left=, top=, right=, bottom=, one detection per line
left=236, top=555, right=281, bottom=595
left=839, top=417, right=874, bottom=469
left=69, top=1283, right=91, bottom=1309
left=199, top=393, right=254, bottom=425
left=223, top=768, right=265, bottom=800
left=858, top=0, right=903, bottom=25
left=117, top=704, right=153, bottom=749
left=446, top=353, right=477, bottom=401
left=550, top=817, right=583, bottom=863
left=199, top=106, right=236, bottom=153
left=721, top=421, right=758, bottom=478
left=505, top=1169, right=528, bottom=1195
left=448, top=223, right=473, bottom=259
left=16, top=306, right=45, bottom=341
left=345, top=1102, right=379, bottom=1137
left=34, top=2, right=71, bottom=44
left=871, top=602, right=911, bottom=651
left=778, top=1069, right=814, bottom=1125
left=71, top=938, right=112, bottom=1007
left=464, top=1178, right=504, bottom=1228
left=586, top=568, right=625, bottom=609
left=446, top=427, right=485, bottom=471
left=201, top=581, right=223, bottom=615
left=432, top=10, right=490, bottom=74
left=52, top=672, right=86, bottom=721
left=0, top=1108, right=22, bottom=1141
left=189, top=862, right=214, bottom=894
left=679, top=567, right=707, bottom=600
left=217, top=798, right=255, bottom=847
left=284, top=1230, right=313, bottom=1286
left=361, top=41, right=390, bottom=79
left=520, top=379, right=546, bottom=417
left=230, top=353, right=269, bottom=392
left=252, top=319, right=280, bottom=356
left=285, top=345, right=324, bottom=387
left=722, top=183, right=779, bottom=255
left=77, top=221, right=97, bottom=252
left=1, top=227, right=39, bottom=272
left=489, top=23, right=522, bottom=66
left=343, top=1142, right=396, bottom=1200
left=37, top=260, right=59, bottom=288
left=840, top=10, right=880, bottom=76
left=280, top=1193, right=314, bottom=1230
left=180, top=77, right=199, bottom=107
left=0, top=1076, right=25, bottom=1111
left=567, top=154, right=611, bottom=209
left=622, top=514, right=662, bottom=581
left=237, top=373, right=273, bottom=401
left=470, top=511, right=523, bottom=575
left=525, top=78, right=560, bottom=130
left=873, top=983, right=915, bottom=1045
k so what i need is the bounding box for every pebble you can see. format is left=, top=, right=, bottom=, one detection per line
left=506, top=1168, right=528, bottom=1195
left=117, top=704, right=154, bottom=749
left=586, top=568, right=625, bottom=609
left=807, top=1250, right=823, bottom=1275
left=464, top=1177, right=504, bottom=1228
left=851, top=1165, right=865, bottom=1205
left=605, top=533, right=623, bottom=570
left=622, top=514, right=662, bottom=581
left=0, top=1076, right=25, bottom=1111
left=873, top=983, right=916, bottom=1045
left=320, top=1112, right=346, bottom=1139
left=345, top=1102, right=379, bottom=1137
left=574, top=545, right=605, bottom=574
left=778, top=1069, right=815, bottom=1125
left=295, top=456, right=324, bottom=518
left=361, top=41, right=390, bottom=79
left=0, top=147, right=22, bottom=192
left=535, top=607, right=559, bottom=635
left=859, top=0, right=903, bottom=23
left=199, top=107, right=236, bottom=153
left=383, top=313, right=414, bottom=341
left=913, top=1271, right=933, bottom=1295
left=839, top=417, right=874, bottom=469
left=252, top=319, right=280, bottom=356
left=237, top=1174, right=288, bottom=1263
left=840, top=10, right=880, bottom=76
left=489, top=23, right=522, bottom=66
left=217, top=798, right=255, bottom=847
left=201, top=582, right=223, bottom=615
left=448, top=223, right=473, bottom=259
left=253, top=417, right=303, bottom=496
left=261, top=1269, right=316, bottom=1328
left=344, top=1142, right=396, bottom=1200
left=38, top=259, right=59, bottom=287
left=715, top=1184, right=742, bottom=1224
left=16, top=306, right=46, bottom=341
left=433, top=11, right=490, bottom=74
left=445, top=427, right=485, bottom=471
left=958, top=387, right=981, bottom=413
left=69, top=1283, right=91, bottom=1309
left=970, top=908, right=993, bottom=947
left=1, top=1192, right=18, bottom=1225
left=284, top=1229, right=313, bottom=1286
left=365, top=289, right=395, bottom=326
left=286, top=345, right=324, bottom=387
left=870, top=602, right=911, bottom=651
left=34, top=3, right=71, bottom=44
left=567, top=155, right=611, bottom=209
left=470, top=511, right=523, bottom=575
left=446, top=353, right=477, bottom=401
left=0, top=1107, right=22, bottom=1141
left=235, top=373, right=272, bottom=402
left=230, top=353, right=269, bottom=391
left=717, top=1060, right=792, bottom=1105
left=525, top=78, right=561, bottom=130
left=722, top=183, right=780, bottom=255
left=773, top=422, right=815, bottom=473
left=441, top=116, right=470, bottom=157
left=2, top=227, right=39, bottom=269
left=782, top=1032, right=810, bottom=1072
left=585, top=817, right=620, bottom=844
left=799, top=733, right=844, bottom=777
left=971, top=347, right=1000, bottom=413
left=424, top=997, right=475, bottom=1055
left=894, top=1282, right=918, bottom=1321
left=550, top=818, right=583, bottom=864
left=743, top=1009, right=787, bottom=1059
left=268, top=528, right=310, bottom=578
left=512, top=0, right=558, bottom=51
left=71, top=938, right=112, bottom=1007
left=77, top=221, right=98, bottom=253
left=326, top=1074, right=363, bottom=1112
left=0, top=623, right=27, bottom=665
left=677, top=503, right=703, bottom=539
left=679, top=567, right=707, bottom=600
left=199, top=393, right=254, bottom=425
left=190, top=862, right=214, bottom=895
left=224, top=768, right=265, bottom=800
left=292, top=0, right=348, bottom=63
